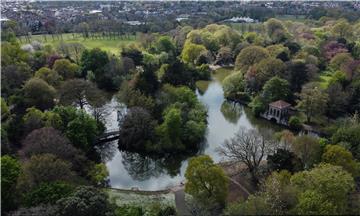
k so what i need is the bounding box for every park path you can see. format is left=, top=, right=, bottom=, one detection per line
left=172, top=186, right=190, bottom=216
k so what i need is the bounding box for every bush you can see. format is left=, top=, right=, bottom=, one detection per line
left=249, top=96, right=266, bottom=116
left=115, top=205, right=143, bottom=216
left=23, top=182, right=74, bottom=207
left=288, top=116, right=302, bottom=130
left=222, top=71, right=246, bottom=100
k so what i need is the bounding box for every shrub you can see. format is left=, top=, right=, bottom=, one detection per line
left=288, top=116, right=302, bottom=130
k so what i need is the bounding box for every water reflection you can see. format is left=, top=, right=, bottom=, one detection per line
left=100, top=68, right=283, bottom=190
left=220, top=101, right=243, bottom=124
left=121, top=151, right=192, bottom=181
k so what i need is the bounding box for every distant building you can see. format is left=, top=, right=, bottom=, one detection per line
left=224, top=16, right=257, bottom=23
left=261, top=100, right=291, bottom=125
left=124, top=20, right=143, bottom=26
left=89, top=10, right=102, bottom=14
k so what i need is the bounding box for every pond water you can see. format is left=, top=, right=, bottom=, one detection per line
left=99, top=68, right=282, bottom=190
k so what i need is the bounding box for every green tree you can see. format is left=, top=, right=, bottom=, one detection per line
left=18, top=154, right=75, bottom=191
left=266, top=44, right=290, bottom=61
left=288, top=116, right=302, bottom=130
left=222, top=71, right=248, bottom=101
left=81, top=48, right=109, bottom=77
left=117, top=85, right=155, bottom=113
left=285, top=60, right=309, bottom=92
left=1, top=42, right=28, bottom=67
left=185, top=155, right=228, bottom=206
left=65, top=111, right=99, bottom=153
left=56, top=186, right=114, bottom=216
left=261, top=171, right=297, bottom=214
left=265, top=18, right=290, bottom=43
left=332, top=124, right=360, bottom=160
left=1, top=62, right=32, bottom=98
left=160, top=60, right=194, bottom=86
left=59, top=79, right=104, bottom=109
left=53, top=59, right=79, bottom=80
left=331, top=19, right=353, bottom=40
left=235, top=46, right=269, bottom=71
left=292, top=135, right=321, bottom=169
left=296, top=84, right=329, bottom=123
left=251, top=58, right=286, bottom=91
left=1, top=155, right=21, bottom=213
left=88, top=163, right=109, bottom=186
left=121, top=44, right=143, bottom=66
left=322, top=145, right=360, bottom=177
left=22, top=107, right=45, bottom=134
left=156, top=107, right=183, bottom=151
left=1, top=97, right=10, bottom=119
left=294, top=191, right=338, bottom=215
left=181, top=41, right=207, bottom=64
left=23, top=182, right=74, bottom=207
left=330, top=53, right=353, bottom=71
left=23, top=78, right=56, bottom=110
left=130, top=65, right=159, bottom=95
left=34, top=67, right=62, bottom=86
left=154, top=36, right=176, bottom=56
left=267, top=149, right=303, bottom=173
left=262, top=76, right=291, bottom=103
left=291, top=163, right=355, bottom=214
left=249, top=95, right=266, bottom=116
left=100, top=55, right=125, bottom=90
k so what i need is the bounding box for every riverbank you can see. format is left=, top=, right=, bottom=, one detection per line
left=105, top=160, right=254, bottom=214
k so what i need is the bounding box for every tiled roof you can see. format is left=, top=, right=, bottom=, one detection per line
left=269, top=100, right=291, bottom=109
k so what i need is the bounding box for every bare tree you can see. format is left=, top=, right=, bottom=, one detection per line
left=218, top=127, right=275, bottom=186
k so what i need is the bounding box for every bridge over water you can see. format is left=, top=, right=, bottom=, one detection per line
left=96, top=129, right=120, bottom=144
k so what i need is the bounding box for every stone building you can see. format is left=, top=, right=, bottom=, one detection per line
left=261, top=100, right=291, bottom=125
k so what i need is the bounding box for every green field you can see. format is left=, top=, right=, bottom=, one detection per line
left=18, top=33, right=137, bottom=54
left=275, top=15, right=307, bottom=22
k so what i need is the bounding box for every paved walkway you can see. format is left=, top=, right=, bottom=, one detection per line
left=173, top=187, right=190, bottom=216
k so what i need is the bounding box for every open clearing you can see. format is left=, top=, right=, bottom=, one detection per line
left=18, top=33, right=136, bottom=54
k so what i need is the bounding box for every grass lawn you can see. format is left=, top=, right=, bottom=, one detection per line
left=212, top=67, right=234, bottom=82
left=275, top=15, right=307, bottom=22
left=18, top=33, right=136, bottom=55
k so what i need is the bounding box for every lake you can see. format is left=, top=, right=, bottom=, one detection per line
left=99, top=68, right=281, bottom=190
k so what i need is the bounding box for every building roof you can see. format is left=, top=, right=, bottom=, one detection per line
left=269, top=100, right=291, bottom=109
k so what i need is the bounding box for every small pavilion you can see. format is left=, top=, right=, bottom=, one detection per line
left=262, top=100, right=291, bottom=125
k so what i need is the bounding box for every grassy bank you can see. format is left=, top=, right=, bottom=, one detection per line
left=106, top=188, right=176, bottom=209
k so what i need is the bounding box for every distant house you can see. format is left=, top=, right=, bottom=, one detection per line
left=261, top=100, right=291, bottom=125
